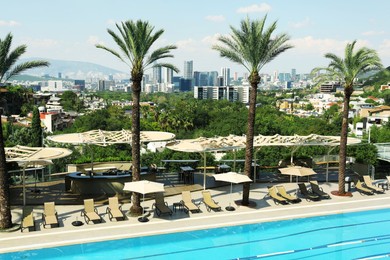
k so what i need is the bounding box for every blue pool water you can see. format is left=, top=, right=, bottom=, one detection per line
left=2, top=208, right=390, bottom=259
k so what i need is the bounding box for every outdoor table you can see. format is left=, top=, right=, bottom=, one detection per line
left=180, top=166, right=195, bottom=184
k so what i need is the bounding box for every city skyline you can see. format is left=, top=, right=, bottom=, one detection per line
left=1, top=1, right=390, bottom=77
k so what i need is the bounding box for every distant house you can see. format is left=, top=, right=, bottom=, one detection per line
left=360, top=105, right=390, bottom=130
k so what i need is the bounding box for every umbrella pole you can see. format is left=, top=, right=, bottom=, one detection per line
left=203, top=152, right=206, bottom=190
left=138, top=193, right=149, bottom=222
left=226, top=182, right=235, bottom=211
left=22, top=165, right=26, bottom=206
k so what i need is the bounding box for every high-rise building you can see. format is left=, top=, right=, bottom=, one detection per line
left=183, top=60, right=193, bottom=79
left=221, top=67, right=230, bottom=86
left=165, top=68, right=173, bottom=84
left=209, top=71, right=218, bottom=86
left=153, top=66, right=162, bottom=83
left=291, top=68, right=296, bottom=81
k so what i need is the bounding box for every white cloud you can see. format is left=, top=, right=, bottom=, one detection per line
left=289, top=17, right=311, bottom=29
left=378, top=39, right=390, bottom=59
left=176, top=38, right=196, bottom=51
left=290, top=36, right=349, bottom=55
left=201, top=34, right=223, bottom=46
left=362, top=30, right=385, bottom=36
left=205, top=15, right=225, bottom=22
left=237, top=3, right=271, bottom=13
left=87, top=36, right=104, bottom=46
left=0, top=20, right=20, bottom=27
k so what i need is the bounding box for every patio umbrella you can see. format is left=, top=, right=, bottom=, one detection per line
left=213, top=171, right=252, bottom=211
left=279, top=166, right=317, bottom=183
left=123, top=180, right=165, bottom=222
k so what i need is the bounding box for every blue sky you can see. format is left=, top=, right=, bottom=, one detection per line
left=1, top=1, right=390, bottom=77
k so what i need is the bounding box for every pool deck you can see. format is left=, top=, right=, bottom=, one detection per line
left=1, top=181, right=390, bottom=254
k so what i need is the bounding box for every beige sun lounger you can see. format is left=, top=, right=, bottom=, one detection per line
left=180, top=191, right=200, bottom=214
left=81, top=199, right=102, bottom=224
left=355, top=180, right=374, bottom=195
left=21, top=207, right=36, bottom=232
left=363, top=175, right=385, bottom=193
left=42, top=202, right=59, bottom=228
left=106, top=197, right=125, bottom=221
left=267, top=186, right=289, bottom=205
left=202, top=190, right=221, bottom=212
left=276, top=185, right=301, bottom=203
left=152, top=192, right=173, bottom=216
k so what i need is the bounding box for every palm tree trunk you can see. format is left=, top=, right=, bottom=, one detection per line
left=242, top=73, right=260, bottom=205
left=338, top=88, right=352, bottom=195
left=0, top=109, right=12, bottom=229
left=130, top=79, right=142, bottom=215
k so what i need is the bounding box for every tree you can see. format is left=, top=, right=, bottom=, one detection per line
left=213, top=16, right=292, bottom=205
left=96, top=20, right=178, bottom=215
left=0, top=32, right=49, bottom=229
left=312, top=41, right=382, bottom=195
left=30, top=106, right=42, bottom=147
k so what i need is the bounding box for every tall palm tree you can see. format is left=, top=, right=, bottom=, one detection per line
left=312, top=41, right=382, bottom=195
left=213, top=16, right=292, bottom=205
left=0, top=32, right=49, bottom=229
left=96, top=20, right=178, bottom=215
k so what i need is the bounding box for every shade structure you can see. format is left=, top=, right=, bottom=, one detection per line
left=123, top=180, right=165, bottom=222
left=47, top=130, right=175, bottom=171
left=213, top=171, right=252, bottom=211
left=166, top=135, right=246, bottom=190
left=279, top=166, right=317, bottom=183
left=5, top=146, right=73, bottom=206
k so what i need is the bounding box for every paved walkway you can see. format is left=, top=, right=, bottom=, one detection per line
left=1, top=181, right=390, bottom=254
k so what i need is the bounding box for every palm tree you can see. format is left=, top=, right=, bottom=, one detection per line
left=0, top=32, right=49, bottom=229
left=213, top=16, right=292, bottom=205
left=96, top=20, right=178, bottom=215
left=312, top=41, right=382, bottom=195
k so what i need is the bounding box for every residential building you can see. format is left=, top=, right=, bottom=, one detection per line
left=221, top=67, right=230, bottom=86
left=183, top=60, right=193, bottom=79
left=194, top=85, right=249, bottom=103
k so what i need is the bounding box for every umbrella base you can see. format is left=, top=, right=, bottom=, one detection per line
left=225, top=206, right=235, bottom=211
left=138, top=217, right=149, bottom=222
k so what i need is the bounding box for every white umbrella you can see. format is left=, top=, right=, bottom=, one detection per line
left=279, top=166, right=317, bottom=183
left=123, top=180, right=165, bottom=222
left=213, top=171, right=252, bottom=211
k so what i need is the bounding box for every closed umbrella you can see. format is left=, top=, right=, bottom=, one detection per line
left=279, top=166, right=317, bottom=183
left=213, top=172, right=252, bottom=211
left=123, top=180, right=165, bottom=222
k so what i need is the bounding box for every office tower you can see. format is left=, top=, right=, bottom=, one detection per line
left=108, top=74, right=114, bottom=81
left=291, top=68, right=296, bottom=81
left=183, top=60, right=193, bottom=79
left=165, top=68, right=173, bottom=84
left=221, top=67, right=230, bottom=86
left=233, top=72, right=238, bottom=81
left=209, top=71, right=218, bottom=86
left=58, top=72, right=62, bottom=79
left=153, top=66, right=162, bottom=83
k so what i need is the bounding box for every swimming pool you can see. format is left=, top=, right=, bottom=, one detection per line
left=2, top=208, right=390, bottom=259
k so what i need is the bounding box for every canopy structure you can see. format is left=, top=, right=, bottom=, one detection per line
left=279, top=166, right=317, bottom=183
left=5, top=145, right=73, bottom=206
left=47, top=130, right=176, bottom=146
left=166, top=135, right=246, bottom=190
left=47, top=130, right=175, bottom=171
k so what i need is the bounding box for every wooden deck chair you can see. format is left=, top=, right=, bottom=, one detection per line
left=152, top=192, right=173, bottom=216
left=42, top=202, right=59, bottom=228
left=309, top=181, right=331, bottom=199
left=363, top=175, right=385, bottom=193
left=21, top=207, right=36, bottom=232
left=267, top=186, right=289, bottom=205
left=81, top=199, right=102, bottom=224
left=276, top=185, right=301, bottom=203
left=297, top=183, right=321, bottom=201
left=106, top=197, right=125, bottom=221
left=354, top=180, right=374, bottom=195
left=180, top=191, right=200, bottom=214
left=202, top=190, right=222, bottom=212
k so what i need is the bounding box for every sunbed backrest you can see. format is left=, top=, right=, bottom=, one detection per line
left=84, top=199, right=95, bottom=213
left=44, top=202, right=55, bottom=216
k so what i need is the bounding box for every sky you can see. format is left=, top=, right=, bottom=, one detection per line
left=1, top=0, right=390, bottom=78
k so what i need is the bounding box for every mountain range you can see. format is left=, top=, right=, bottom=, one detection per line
left=18, top=58, right=129, bottom=80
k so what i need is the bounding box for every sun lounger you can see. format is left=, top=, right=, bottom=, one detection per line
left=298, top=183, right=321, bottom=201
left=81, top=199, right=102, bottom=224
left=276, top=185, right=301, bottom=203
left=21, top=207, right=36, bottom=232
left=152, top=192, right=173, bottom=216
left=267, top=186, right=289, bottom=205
left=180, top=191, right=201, bottom=214
left=106, top=197, right=125, bottom=221
left=42, top=202, right=59, bottom=228
left=202, top=190, right=222, bottom=211
left=363, top=175, right=385, bottom=193
left=309, top=181, right=331, bottom=199
left=354, top=180, right=375, bottom=195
